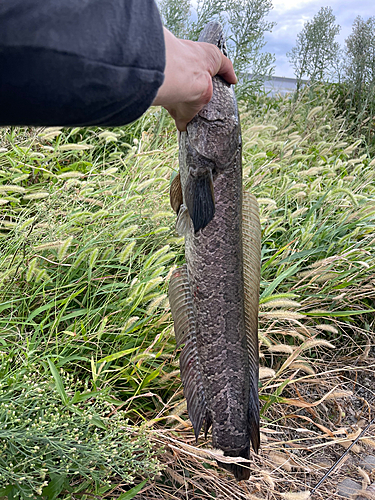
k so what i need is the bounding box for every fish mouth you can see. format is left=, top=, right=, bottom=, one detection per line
left=197, top=20, right=228, bottom=56
left=214, top=25, right=228, bottom=56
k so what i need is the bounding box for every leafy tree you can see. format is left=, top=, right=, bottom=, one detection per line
left=345, top=16, right=375, bottom=92
left=287, top=7, right=340, bottom=91
left=157, top=0, right=275, bottom=98
left=158, top=0, right=191, bottom=39
left=188, top=0, right=227, bottom=41
left=329, top=47, right=345, bottom=84
left=342, top=16, right=375, bottom=145
left=226, top=0, right=275, bottom=99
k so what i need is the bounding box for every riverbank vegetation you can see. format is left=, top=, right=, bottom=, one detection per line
left=1, top=83, right=375, bottom=498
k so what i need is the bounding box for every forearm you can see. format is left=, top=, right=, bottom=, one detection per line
left=0, top=0, right=165, bottom=126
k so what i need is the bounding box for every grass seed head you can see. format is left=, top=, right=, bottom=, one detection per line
left=259, top=367, right=276, bottom=379
left=88, top=248, right=99, bottom=268
left=23, top=192, right=50, bottom=200
left=260, top=299, right=301, bottom=309
left=118, top=240, right=136, bottom=263
left=315, top=324, right=338, bottom=334
left=57, top=237, right=73, bottom=261
left=116, top=225, right=139, bottom=241
left=302, top=339, right=335, bottom=350
left=268, top=344, right=294, bottom=354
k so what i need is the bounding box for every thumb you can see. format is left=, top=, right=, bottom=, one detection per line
left=217, top=52, right=237, bottom=84
left=207, top=44, right=237, bottom=84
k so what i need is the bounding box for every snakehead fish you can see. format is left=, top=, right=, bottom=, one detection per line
left=168, top=21, right=261, bottom=481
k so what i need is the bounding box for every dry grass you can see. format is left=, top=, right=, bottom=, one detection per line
left=136, top=344, right=375, bottom=499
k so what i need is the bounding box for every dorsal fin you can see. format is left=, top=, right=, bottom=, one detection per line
left=168, top=265, right=207, bottom=439
left=242, top=191, right=261, bottom=453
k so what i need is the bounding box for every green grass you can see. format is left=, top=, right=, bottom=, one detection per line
left=241, top=89, right=375, bottom=335
left=0, top=110, right=182, bottom=498
left=0, top=364, right=158, bottom=499
left=1, top=86, right=375, bottom=498
left=0, top=111, right=182, bottom=414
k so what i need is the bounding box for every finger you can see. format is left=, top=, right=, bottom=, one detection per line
left=176, top=119, right=187, bottom=132
left=216, top=52, right=237, bottom=84
left=164, top=105, right=188, bottom=132
left=204, top=44, right=237, bottom=84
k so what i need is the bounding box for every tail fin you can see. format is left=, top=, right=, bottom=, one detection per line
left=218, top=446, right=251, bottom=481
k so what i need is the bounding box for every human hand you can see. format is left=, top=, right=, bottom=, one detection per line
left=152, top=28, right=237, bottom=132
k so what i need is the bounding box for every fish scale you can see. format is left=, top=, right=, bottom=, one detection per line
left=169, top=21, right=261, bottom=481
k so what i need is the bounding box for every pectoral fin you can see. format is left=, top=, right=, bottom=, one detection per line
left=170, top=171, right=183, bottom=214
left=184, top=170, right=215, bottom=233
left=242, top=192, right=261, bottom=453
left=175, top=204, right=191, bottom=237
left=169, top=265, right=207, bottom=439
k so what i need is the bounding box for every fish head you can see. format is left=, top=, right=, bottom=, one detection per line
left=198, top=20, right=227, bottom=56
left=186, top=78, right=240, bottom=170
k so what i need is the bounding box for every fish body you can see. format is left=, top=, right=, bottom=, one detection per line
left=169, top=22, right=260, bottom=481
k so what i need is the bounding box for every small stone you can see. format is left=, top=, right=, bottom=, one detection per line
left=360, top=455, right=375, bottom=471
left=337, top=478, right=362, bottom=498
left=356, top=483, right=375, bottom=500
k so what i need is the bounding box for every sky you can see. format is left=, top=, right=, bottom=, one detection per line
left=266, top=0, right=373, bottom=78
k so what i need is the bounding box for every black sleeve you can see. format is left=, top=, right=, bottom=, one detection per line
left=0, top=0, right=165, bottom=127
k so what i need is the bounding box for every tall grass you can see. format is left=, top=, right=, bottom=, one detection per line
left=0, top=110, right=182, bottom=498
left=1, top=86, right=375, bottom=498
left=0, top=111, right=182, bottom=417
left=242, top=87, right=375, bottom=334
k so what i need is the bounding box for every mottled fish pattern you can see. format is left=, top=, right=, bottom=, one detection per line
left=169, top=21, right=261, bottom=481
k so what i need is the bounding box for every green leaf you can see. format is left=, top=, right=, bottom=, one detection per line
left=47, top=358, right=69, bottom=405
left=42, top=473, right=68, bottom=500
left=304, top=190, right=330, bottom=221
left=0, top=299, right=23, bottom=313
left=261, top=241, right=293, bottom=272
left=117, top=480, right=148, bottom=500
left=71, top=390, right=100, bottom=404
left=27, top=297, right=66, bottom=322
left=43, top=308, right=88, bottom=328
left=49, top=287, right=88, bottom=332
left=260, top=263, right=300, bottom=299
left=277, top=247, right=323, bottom=265
left=0, top=485, right=17, bottom=498
left=97, top=347, right=139, bottom=364
left=89, top=416, right=107, bottom=429
left=27, top=286, right=86, bottom=322
left=260, top=379, right=290, bottom=416
left=259, top=293, right=300, bottom=305
left=139, top=369, right=160, bottom=391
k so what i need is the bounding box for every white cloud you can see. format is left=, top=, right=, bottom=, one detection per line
left=264, top=0, right=374, bottom=78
